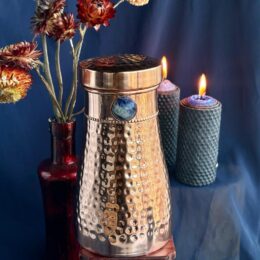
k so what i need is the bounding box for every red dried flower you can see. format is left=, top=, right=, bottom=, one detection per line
left=77, top=0, right=116, bottom=30
left=0, top=66, right=32, bottom=103
left=32, top=0, right=66, bottom=35
left=0, top=42, right=42, bottom=70
left=51, top=13, right=79, bottom=42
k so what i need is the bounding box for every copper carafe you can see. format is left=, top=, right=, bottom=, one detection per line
left=76, top=54, right=172, bottom=257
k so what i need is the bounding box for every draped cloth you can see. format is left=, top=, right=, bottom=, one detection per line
left=140, top=1, right=260, bottom=259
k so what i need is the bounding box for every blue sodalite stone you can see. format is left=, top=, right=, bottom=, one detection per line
left=111, top=96, right=137, bottom=121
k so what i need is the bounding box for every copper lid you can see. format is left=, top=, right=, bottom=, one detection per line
left=80, top=54, right=162, bottom=92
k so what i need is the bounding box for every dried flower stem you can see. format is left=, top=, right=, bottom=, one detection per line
left=72, top=107, right=85, bottom=117
left=55, top=40, right=63, bottom=106
left=35, top=68, right=65, bottom=121
left=64, top=61, right=76, bottom=117
left=114, top=0, right=126, bottom=8
left=67, top=25, right=87, bottom=119
left=42, top=35, right=55, bottom=92
left=65, top=25, right=87, bottom=120
left=69, top=39, right=75, bottom=56
left=42, top=35, right=60, bottom=119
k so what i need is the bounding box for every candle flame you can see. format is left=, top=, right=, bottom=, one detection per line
left=162, top=56, right=168, bottom=79
left=199, top=74, right=207, bottom=97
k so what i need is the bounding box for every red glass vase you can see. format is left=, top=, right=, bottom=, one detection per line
left=38, top=119, right=79, bottom=260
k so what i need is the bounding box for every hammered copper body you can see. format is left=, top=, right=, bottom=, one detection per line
left=77, top=55, right=172, bottom=257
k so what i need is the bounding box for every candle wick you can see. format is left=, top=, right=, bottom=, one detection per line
left=199, top=94, right=205, bottom=100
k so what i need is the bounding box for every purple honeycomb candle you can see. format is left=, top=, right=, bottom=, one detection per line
left=158, top=57, right=180, bottom=172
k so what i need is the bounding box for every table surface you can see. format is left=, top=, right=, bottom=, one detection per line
left=0, top=163, right=246, bottom=260
left=80, top=163, right=243, bottom=260
left=171, top=163, right=244, bottom=260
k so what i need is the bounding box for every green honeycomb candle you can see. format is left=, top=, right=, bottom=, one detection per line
left=175, top=92, right=222, bottom=187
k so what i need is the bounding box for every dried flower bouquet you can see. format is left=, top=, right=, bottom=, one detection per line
left=0, top=0, right=150, bottom=122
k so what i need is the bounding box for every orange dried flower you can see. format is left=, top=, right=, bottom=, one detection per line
left=77, top=0, right=116, bottom=30
left=51, top=13, right=79, bottom=42
left=32, top=0, right=66, bottom=35
left=0, top=42, right=42, bottom=70
left=127, top=0, right=149, bottom=6
left=0, top=66, right=32, bottom=103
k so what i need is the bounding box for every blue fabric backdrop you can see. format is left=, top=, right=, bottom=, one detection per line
left=0, top=0, right=260, bottom=259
